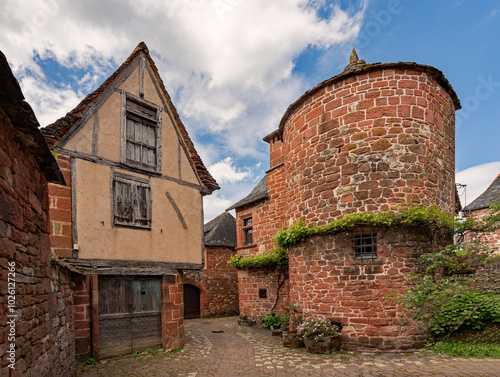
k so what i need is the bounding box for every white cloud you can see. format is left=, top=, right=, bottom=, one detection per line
left=208, top=157, right=252, bottom=184
left=1, top=0, right=365, bottom=132
left=203, top=194, right=234, bottom=222
left=456, top=161, right=500, bottom=207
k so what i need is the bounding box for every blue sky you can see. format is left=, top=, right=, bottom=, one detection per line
left=2, top=0, right=499, bottom=220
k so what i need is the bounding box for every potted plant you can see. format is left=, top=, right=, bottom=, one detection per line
left=238, top=315, right=256, bottom=326
left=281, top=304, right=303, bottom=348
left=297, top=316, right=341, bottom=353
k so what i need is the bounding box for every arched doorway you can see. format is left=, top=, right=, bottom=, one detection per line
left=183, top=284, right=201, bottom=319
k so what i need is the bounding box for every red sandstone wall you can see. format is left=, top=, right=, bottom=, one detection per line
left=162, top=271, right=185, bottom=349
left=467, top=208, right=500, bottom=251
left=234, top=164, right=288, bottom=321
left=184, top=246, right=239, bottom=316
left=73, top=276, right=91, bottom=360
left=0, top=108, right=75, bottom=376
left=48, top=154, right=72, bottom=258
left=288, top=227, right=450, bottom=351
left=282, top=67, right=456, bottom=226
left=238, top=269, right=289, bottom=320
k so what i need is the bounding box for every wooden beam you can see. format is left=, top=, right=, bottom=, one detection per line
left=166, top=192, right=188, bottom=229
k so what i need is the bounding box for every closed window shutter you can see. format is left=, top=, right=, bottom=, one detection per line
left=113, top=175, right=151, bottom=229
left=115, top=180, right=133, bottom=226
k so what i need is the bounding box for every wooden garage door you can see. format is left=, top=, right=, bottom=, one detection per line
left=99, top=276, right=162, bottom=358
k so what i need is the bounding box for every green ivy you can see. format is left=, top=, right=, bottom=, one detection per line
left=276, top=204, right=455, bottom=250
left=229, top=205, right=457, bottom=270
left=228, top=246, right=288, bottom=271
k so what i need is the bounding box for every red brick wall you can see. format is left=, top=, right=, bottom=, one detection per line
left=184, top=246, right=239, bottom=316
left=0, top=108, right=75, bottom=376
left=282, top=67, right=456, bottom=226
left=288, top=226, right=451, bottom=351
left=466, top=208, right=500, bottom=251
left=238, top=269, right=289, bottom=321
left=73, top=276, right=91, bottom=360
left=48, top=154, right=72, bottom=258
left=162, top=271, right=185, bottom=349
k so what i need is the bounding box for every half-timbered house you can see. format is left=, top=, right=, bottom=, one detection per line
left=41, top=42, right=219, bottom=359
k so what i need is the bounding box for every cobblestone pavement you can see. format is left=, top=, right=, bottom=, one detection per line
left=78, top=317, right=500, bottom=377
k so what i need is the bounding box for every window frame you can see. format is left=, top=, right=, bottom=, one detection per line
left=242, top=216, right=253, bottom=246
left=121, top=92, right=162, bottom=173
left=112, top=172, right=152, bottom=230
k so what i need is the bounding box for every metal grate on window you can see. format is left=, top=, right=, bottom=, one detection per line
left=352, top=229, right=378, bottom=259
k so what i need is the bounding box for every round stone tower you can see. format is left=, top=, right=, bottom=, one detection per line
left=281, top=50, right=460, bottom=351
left=280, top=49, right=460, bottom=226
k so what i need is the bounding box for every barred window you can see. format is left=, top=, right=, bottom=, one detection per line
left=353, top=230, right=378, bottom=259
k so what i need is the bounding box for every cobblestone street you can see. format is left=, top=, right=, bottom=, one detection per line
left=77, top=317, right=500, bottom=377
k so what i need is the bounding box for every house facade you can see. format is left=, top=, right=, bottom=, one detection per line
left=229, top=50, right=460, bottom=351
left=41, top=43, right=219, bottom=359
left=0, top=51, right=75, bottom=376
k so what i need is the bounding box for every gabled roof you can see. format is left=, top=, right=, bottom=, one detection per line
left=204, top=212, right=236, bottom=248
left=227, top=175, right=268, bottom=211
left=464, top=174, right=500, bottom=212
left=41, top=42, right=219, bottom=193
left=0, top=51, right=64, bottom=184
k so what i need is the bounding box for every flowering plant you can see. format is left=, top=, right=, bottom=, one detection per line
left=297, top=316, right=339, bottom=342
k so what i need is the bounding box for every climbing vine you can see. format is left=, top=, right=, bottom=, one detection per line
left=229, top=204, right=458, bottom=271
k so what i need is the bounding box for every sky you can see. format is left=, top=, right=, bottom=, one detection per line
left=1, top=0, right=499, bottom=221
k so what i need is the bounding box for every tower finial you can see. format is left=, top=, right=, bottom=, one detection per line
left=349, top=48, right=359, bottom=64
left=344, top=48, right=366, bottom=71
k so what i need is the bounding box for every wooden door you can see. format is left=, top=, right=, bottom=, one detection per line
left=98, top=276, right=162, bottom=358
left=183, top=284, right=200, bottom=319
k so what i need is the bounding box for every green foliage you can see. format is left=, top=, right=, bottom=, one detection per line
left=231, top=204, right=457, bottom=271
left=80, top=357, right=98, bottom=371
left=396, top=202, right=500, bottom=339
left=261, top=312, right=289, bottom=330
left=276, top=205, right=455, bottom=250
left=432, top=340, right=500, bottom=359
left=228, top=246, right=288, bottom=271
left=144, top=348, right=160, bottom=355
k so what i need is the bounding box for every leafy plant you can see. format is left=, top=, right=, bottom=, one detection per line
left=261, top=312, right=287, bottom=330
left=432, top=340, right=500, bottom=359
left=80, top=357, right=98, bottom=371
left=297, top=317, right=340, bottom=342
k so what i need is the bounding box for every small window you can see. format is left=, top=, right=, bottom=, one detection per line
left=122, top=93, right=161, bottom=171
left=113, top=173, right=152, bottom=229
left=353, top=230, right=378, bottom=259
left=259, top=289, right=267, bottom=298
left=243, top=217, right=253, bottom=245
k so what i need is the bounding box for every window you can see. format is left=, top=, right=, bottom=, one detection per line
left=122, top=93, right=161, bottom=171
left=113, top=173, right=152, bottom=229
left=353, top=230, right=378, bottom=259
left=243, top=217, right=253, bottom=245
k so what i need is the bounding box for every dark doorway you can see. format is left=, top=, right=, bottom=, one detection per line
left=184, top=284, right=201, bottom=319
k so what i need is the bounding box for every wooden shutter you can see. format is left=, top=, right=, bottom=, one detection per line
left=113, top=174, right=151, bottom=229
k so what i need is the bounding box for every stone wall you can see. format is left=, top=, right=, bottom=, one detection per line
left=288, top=226, right=451, bottom=351
left=281, top=66, right=457, bottom=226
left=184, top=246, right=239, bottom=316
left=467, top=208, right=500, bottom=251
left=48, top=155, right=72, bottom=259
left=0, top=107, right=75, bottom=376
left=73, top=276, right=91, bottom=361
left=162, top=271, right=185, bottom=349
left=238, top=269, right=289, bottom=321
